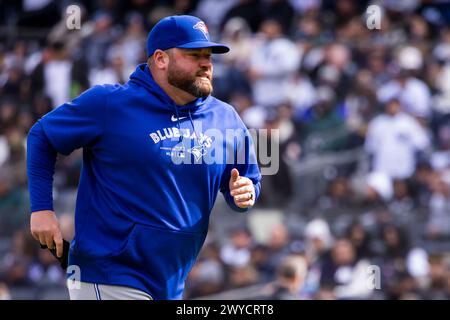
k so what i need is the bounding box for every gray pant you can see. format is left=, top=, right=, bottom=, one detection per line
left=68, top=280, right=153, bottom=300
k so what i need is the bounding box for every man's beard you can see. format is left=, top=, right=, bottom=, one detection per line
left=167, top=61, right=213, bottom=98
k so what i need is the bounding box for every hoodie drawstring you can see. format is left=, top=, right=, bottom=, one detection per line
left=173, top=104, right=182, bottom=143
left=173, top=106, right=201, bottom=146
left=188, top=109, right=202, bottom=147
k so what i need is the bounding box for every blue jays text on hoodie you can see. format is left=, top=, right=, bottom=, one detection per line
left=27, top=63, right=261, bottom=299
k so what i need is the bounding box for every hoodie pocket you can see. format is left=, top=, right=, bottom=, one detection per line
left=109, top=223, right=206, bottom=298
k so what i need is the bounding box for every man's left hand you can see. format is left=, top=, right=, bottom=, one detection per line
left=229, top=168, right=255, bottom=208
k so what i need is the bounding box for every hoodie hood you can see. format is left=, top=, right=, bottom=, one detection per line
left=128, top=63, right=209, bottom=113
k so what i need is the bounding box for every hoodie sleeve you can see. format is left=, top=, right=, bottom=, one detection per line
left=27, top=122, right=57, bottom=212
left=27, top=85, right=107, bottom=213
left=220, top=118, right=262, bottom=213
left=39, top=85, right=107, bottom=155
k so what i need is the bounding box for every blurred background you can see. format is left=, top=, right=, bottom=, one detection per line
left=1, top=0, right=450, bottom=300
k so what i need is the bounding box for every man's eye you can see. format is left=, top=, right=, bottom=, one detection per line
left=189, top=53, right=211, bottom=59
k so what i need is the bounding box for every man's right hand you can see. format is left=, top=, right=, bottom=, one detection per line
left=30, top=210, right=63, bottom=258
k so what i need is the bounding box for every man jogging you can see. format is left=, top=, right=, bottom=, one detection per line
left=27, top=15, right=261, bottom=300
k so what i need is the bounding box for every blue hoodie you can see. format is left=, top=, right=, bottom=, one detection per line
left=27, top=64, right=261, bottom=299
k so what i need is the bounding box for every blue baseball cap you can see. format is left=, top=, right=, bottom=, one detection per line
left=146, top=15, right=230, bottom=57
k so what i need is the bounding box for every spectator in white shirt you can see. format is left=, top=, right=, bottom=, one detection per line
left=220, top=227, right=253, bottom=268
left=365, top=98, right=430, bottom=179
left=43, top=42, right=72, bottom=107
left=377, top=46, right=432, bottom=119
left=248, top=18, right=301, bottom=107
left=377, top=71, right=432, bottom=120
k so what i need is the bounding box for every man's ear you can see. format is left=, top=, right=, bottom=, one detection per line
left=152, top=50, right=169, bottom=69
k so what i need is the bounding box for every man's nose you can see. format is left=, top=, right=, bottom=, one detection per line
left=199, top=57, right=212, bottom=68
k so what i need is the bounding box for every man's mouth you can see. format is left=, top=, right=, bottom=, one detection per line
left=196, top=73, right=211, bottom=81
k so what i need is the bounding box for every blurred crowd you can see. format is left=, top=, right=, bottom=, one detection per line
left=1, top=0, right=450, bottom=300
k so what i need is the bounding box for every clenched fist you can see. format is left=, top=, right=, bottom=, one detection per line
left=30, top=210, right=63, bottom=258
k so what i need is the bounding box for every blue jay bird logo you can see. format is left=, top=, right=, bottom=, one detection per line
left=193, top=21, right=209, bottom=39
left=188, top=143, right=208, bottom=161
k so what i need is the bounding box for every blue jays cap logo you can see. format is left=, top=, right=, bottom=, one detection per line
left=193, top=21, right=209, bottom=39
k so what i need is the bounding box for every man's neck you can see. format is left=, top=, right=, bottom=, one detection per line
left=149, top=66, right=196, bottom=106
